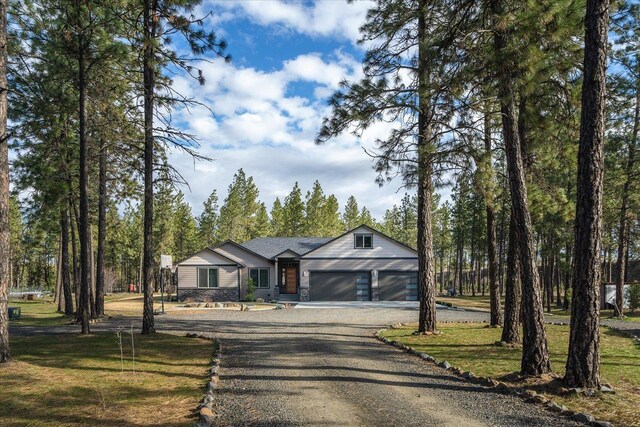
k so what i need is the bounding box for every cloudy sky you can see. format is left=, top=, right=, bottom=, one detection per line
left=169, top=0, right=413, bottom=218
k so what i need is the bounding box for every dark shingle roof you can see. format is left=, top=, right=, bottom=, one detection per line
left=240, top=237, right=332, bottom=259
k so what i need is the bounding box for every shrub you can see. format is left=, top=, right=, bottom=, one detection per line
left=245, top=278, right=256, bottom=302
left=629, top=284, right=640, bottom=314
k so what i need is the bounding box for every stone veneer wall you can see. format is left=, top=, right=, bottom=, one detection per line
left=298, top=288, right=309, bottom=302
left=370, top=287, right=379, bottom=301
left=178, top=288, right=239, bottom=302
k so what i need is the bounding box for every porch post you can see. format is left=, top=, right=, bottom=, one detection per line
left=274, top=258, right=279, bottom=301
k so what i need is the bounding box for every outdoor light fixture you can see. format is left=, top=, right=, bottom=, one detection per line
left=372, top=270, right=377, bottom=277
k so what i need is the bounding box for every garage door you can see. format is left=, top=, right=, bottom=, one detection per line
left=309, top=272, right=371, bottom=301
left=378, top=271, right=418, bottom=301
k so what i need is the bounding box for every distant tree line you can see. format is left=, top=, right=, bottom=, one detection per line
left=7, top=166, right=422, bottom=296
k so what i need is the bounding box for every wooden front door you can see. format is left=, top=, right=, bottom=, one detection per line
left=284, top=266, right=298, bottom=294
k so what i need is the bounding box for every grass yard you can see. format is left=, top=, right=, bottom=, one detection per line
left=0, top=332, right=212, bottom=426
left=104, top=294, right=182, bottom=316
left=381, top=323, right=640, bottom=427
left=8, top=294, right=182, bottom=326
left=437, top=295, right=640, bottom=322
left=8, top=298, right=72, bottom=327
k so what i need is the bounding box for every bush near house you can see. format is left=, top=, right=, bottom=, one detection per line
left=244, top=278, right=256, bottom=302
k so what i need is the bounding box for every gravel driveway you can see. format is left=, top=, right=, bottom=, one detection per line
left=10, top=304, right=603, bottom=426
left=168, top=306, right=580, bottom=427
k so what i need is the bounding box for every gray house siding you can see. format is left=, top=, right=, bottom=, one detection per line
left=304, top=225, right=417, bottom=259
left=176, top=249, right=240, bottom=301
left=215, top=242, right=277, bottom=300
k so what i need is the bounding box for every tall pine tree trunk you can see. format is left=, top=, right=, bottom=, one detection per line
left=96, top=137, right=106, bottom=317
left=60, top=206, right=73, bottom=315
left=142, top=0, right=156, bottom=334
left=565, top=0, right=609, bottom=389
left=485, top=108, right=502, bottom=325
left=470, top=213, right=477, bottom=297
left=76, top=22, right=90, bottom=335
left=416, top=0, right=436, bottom=333
left=55, top=241, right=63, bottom=312
left=69, top=197, right=80, bottom=311
left=501, top=210, right=520, bottom=343
left=614, top=84, right=638, bottom=317
left=89, top=227, right=96, bottom=320
left=0, top=0, right=10, bottom=363
left=497, top=184, right=507, bottom=296
left=492, top=0, right=550, bottom=375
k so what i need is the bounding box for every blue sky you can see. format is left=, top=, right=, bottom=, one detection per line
left=170, top=0, right=415, bottom=218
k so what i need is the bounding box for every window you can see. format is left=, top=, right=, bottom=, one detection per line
left=197, top=268, right=218, bottom=288
left=354, top=233, right=373, bottom=249
left=249, top=268, right=270, bottom=288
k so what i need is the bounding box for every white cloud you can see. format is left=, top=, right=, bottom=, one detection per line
left=164, top=2, right=417, bottom=221
left=206, top=0, right=375, bottom=44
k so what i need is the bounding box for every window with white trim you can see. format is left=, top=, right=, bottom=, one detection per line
left=354, top=233, right=373, bottom=249
left=197, top=267, right=218, bottom=288
left=249, top=268, right=269, bottom=288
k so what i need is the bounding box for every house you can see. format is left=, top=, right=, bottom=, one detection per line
left=175, top=225, right=419, bottom=302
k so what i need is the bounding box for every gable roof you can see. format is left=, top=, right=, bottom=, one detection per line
left=213, top=240, right=272, bottom=262
left=175, top=247, right=245, bottom=267
left=301, top=224, right=418, bottom=257
left=240, top=237, right=332, bottom=260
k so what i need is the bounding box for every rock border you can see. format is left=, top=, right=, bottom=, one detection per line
left=375, top=323, right=614, bottom=427
left=185, top=332, right=221, bottom=427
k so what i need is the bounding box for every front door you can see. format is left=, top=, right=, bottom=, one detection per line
left=280, top=262, right=298, bottom=294
left=284, top=267, right=298, bottom=294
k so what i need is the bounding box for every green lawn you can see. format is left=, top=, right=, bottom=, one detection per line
left=8, top=298, right=73, bottom=327
left=7, top=294, right=181, bottom=327
left=381, top=323, right=640, bottom=427
left=0, top=332, right=212, bottom=426
left=437, top=295, right=640, bottom=322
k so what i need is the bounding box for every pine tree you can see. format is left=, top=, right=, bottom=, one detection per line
left=382, top=205, right=402, bottom=242
left=198, top=190, right=219, bottom=246
left=316, top=0, right=471, bottom=332
left=304, top=180, right=326, bottom=236
left=320, top=194, right=342, bottom=237
left=359, top=207, right=375, bottom=228
left=398, top=194, right=417, bottom=247
left=218, top=170, right=247, bottom=242
left=252, top=202, right=271, bottom=238
left=270, top=197, right=285, bottom=237
left=565, top=0, right=610, bottom=390
left=282, top=182, right=305, bottom=237
left=0, top=0, right=9, bottom=363
left=217, top=169, right=262, bottom=242
left=489, top=0, right=551, bottom=375
left=433, top=201, right=453, bottom=291
left=136, top=0, right=230, bottom=335
left=610, top=4, right=640, bottom=318
left=172, top=191, right=199, bottom=262
left=342, top=196, right=360, bottom=230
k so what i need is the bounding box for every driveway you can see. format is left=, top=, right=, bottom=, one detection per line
left=9, top=305, right=585, bottom=426
left=163, top=306, right=579, bottom=427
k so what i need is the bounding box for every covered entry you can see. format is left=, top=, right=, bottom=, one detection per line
left=378, top=271, right=418, bottom=301
left=278, top=260, right=299, bottom=295
left=309, top=271, right=371, bottom=301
